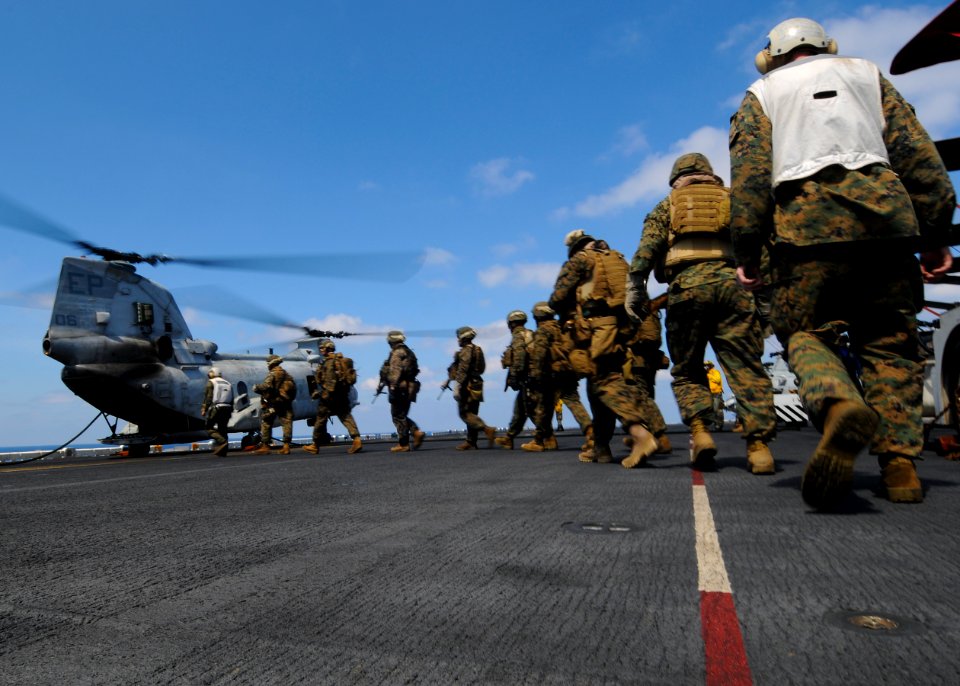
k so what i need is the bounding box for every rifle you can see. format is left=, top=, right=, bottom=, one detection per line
left=438, top=380, right=451, bottom=400
left=372, top=384, right=386, bottom=404
left=649, top=293, right=669, bottom=313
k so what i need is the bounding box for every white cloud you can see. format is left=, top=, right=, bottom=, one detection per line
left=477, top=262, right=561, bottom=288
left=828, top=5, right=960, bottom=140
left=492, top=234, right=537, bottom=259
left=469, top=158, right=535, bottom=196
left=357, top=180, right=380, bottom=192
left=558, top=126, right=731, bottom=219
left=608, top=123, right=649, bottom=158
left=422, top=247, right=457, bottom=266
left=39, top=392, right=77, bottom=405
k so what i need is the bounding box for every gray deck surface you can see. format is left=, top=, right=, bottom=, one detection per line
left=2, top=428, right=959, bottom=685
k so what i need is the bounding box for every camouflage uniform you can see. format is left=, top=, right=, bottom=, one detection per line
left=501, top=322, right=534, bottom=441
left=312, top=353, right=361, bottom=446
left=528, top=318, right=561, bottom=443
left=630, top=188, right=777, bottom=447
left=624, top=298, right=669, bottom=438
left=447, top=336, right=494, bottom=448
left=549, top=238, right=661, bottom=465
left=381, top=342, right=422, bottom=447
left=731, top=52, right=956, bottom=503
left=254, top=364, right=294, bottom=447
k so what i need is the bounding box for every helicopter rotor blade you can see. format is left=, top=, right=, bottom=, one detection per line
left=173, top=285, right=304, bottom=331
left=0, top=192, right=85, bottom=248
left=0, top=277, right=57, bottom=310
left=170, top=252, right=425, bottom=282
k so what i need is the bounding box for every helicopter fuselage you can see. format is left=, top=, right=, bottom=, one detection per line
left=43, top=257, right=322, bottom=446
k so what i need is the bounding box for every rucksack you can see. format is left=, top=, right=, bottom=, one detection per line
left=279, top=371, right=297, bottom=401
left=335, top=353, right=358, bottom=387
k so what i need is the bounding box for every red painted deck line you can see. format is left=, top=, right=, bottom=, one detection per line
left=692, top=469, right=753, bottom=686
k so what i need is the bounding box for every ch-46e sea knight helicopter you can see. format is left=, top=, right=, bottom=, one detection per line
left=0, top=193, right=423, bottom=456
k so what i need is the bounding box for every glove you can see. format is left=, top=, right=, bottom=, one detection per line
left=624, top=273, right=650, bottom=323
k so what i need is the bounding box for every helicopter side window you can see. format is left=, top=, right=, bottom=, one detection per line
left=234, top=381, right=250, bottom=411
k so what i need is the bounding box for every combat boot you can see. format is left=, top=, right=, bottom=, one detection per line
left=412, top=430, right=426, bottom=450
left=391, top=444, right=410, bottom=453
left=581, top=426, right=595, bottom=452
left=689, top=417, right=718, bottom=470
left=801, top=399, right=879, bottom=509
left=622, top=424, right=657, bottom=469
left=542, top=436, right=559, bottom=451
left=253, top=444, right=272, bottom=455
left=213, top=442, right=229, bottom=457
left=521, top=438, right=545, bottom=452
left=879, top=454, right=923, bottom=503
left=278, top=443, right=291, bottom=455
left=347, top=437, right=363, bottom=454
left=595, top=443, right=614, bottom=464
left=483, top=426, right=497, bottom=447
left=302, top=444, right=319, bottom=454
left=495, top=436, right=515, bottom=450
left=578, top=446, right=596, bottom=463
left=455, top=441, right=477, bottom=451
left=746, top=438, right=775, bottom=475
left=656, top=433, right=673, bottom=454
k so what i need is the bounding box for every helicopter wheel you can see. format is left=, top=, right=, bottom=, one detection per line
left=240, top=433, right=259, bottom=449
left=126, top=444, right=150, bottom=458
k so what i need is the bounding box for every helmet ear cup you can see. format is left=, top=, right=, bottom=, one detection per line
left=755, top=49, right=772, bottom=74
left=825, top=38, right=838, bottom=55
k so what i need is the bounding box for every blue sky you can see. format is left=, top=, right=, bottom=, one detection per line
left=1, top=1, right=958, bottom=447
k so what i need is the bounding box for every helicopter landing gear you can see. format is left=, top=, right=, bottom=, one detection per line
left=240, top=433, right=259, bottom=450
left=125, top=444, right=150, bottom=458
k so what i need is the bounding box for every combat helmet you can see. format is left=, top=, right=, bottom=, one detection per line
left=387, top=330, right=406, bottom=344
left=318, top=339, right=336, bottom=352
left=266, top=354, right=283, bottom=368
left=564, top=229, right=596, bottom=257
left=532, top=301, right=555, bottom=319
left=456, top=326, right=477, bottom=341
left=507, top=310, right=527, bottom=325
left=669, top=153, right=715, bottom=186
left=755, top=18, right=837, bottom=74
left=208, top=366, right=222, bottom=378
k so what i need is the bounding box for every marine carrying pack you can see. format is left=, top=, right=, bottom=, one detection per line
left=335, top=353, right=358, bottom=388
left=279, top=371, right=297, bottom=402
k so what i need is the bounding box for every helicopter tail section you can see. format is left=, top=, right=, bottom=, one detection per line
left=43, top=257, right=194, bottom=366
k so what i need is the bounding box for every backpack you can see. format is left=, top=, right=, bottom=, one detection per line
left=279, top=371, right=297, bottom=402
left=335, top=353, right=358, bottom=387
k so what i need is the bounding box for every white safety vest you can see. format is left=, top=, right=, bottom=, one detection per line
left=747, top=54, right=888, bottom=188
left=210, top=377, right=234, bottom=406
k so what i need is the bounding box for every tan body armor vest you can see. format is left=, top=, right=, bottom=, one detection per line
left=577, top=249, right=628, bottom=310
left=663, top=184, right=734, bottom=276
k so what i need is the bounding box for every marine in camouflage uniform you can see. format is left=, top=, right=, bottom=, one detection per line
left=623, top=293, right=671, bottom=454
left=446, top=327, right=497, bottom=450
left=628, top=152, right=777, bottom=474
left=494, top=311, right=540, bottom=450
left=730, top=18, right=956, bottom=506
left=522, top=302, right=564, bottom=452
left=549, top=231, right=661, bottom=468
left=200, top=367, right=232, bottom=457
left=304, top=340, right=363, bottom=455
left=380, top=331, right=425, bottom=452
left=253, top=355, right=294, bottom=455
